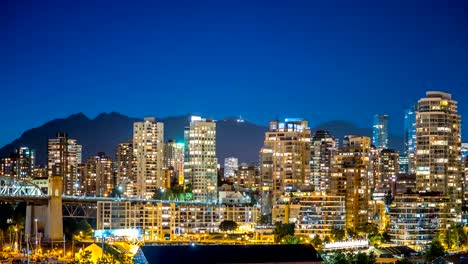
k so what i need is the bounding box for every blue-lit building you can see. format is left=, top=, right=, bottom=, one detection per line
left=372, top=114, right=389, bottom=150
left=462, top=143, right=468, bottom=162
left=403, top=106, right=416, bottom=173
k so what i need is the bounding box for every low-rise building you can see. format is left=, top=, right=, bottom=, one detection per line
left=272, top=192, right=345, bottom=238
left=388, top=193, right=452, bottom=251
left=97, top=201, right=259, bottom=241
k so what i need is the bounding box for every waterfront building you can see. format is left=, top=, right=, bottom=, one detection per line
left=96, top=201, right=259, bottom=241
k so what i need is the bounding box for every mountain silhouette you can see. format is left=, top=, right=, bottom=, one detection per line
left=0, top=113, right=404, bottom=165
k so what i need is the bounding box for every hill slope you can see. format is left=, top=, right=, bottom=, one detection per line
left=0, top=113, right=403, bottom=165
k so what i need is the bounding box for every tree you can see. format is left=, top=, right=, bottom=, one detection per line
left=274, top=222, right=295, bottom=243
left=324, top=251, right=376, bottom=264
left=109, top=187, right=122, bottom=198
left=426, top=239, right=445, bottom=261
left=323, top=235, right=331, bottom=244
left=324, top=250, right=348, bottom=264
left=444, top=225, right=467, bottom=249
left=171, top=185, right=184, bottom=201
left=346, top=228, right=358, bottom=239
left=312, top=235, right=322, bottom=248
left=97, top=253, right=117, bottom=264
left=368, top=232, right=383, bottom=246
left=71, top=250, right=93, bottom=264
left=115, top=254, right=133, bottom=264
left=219, top=220, right=238, bottom=232
left=258, top=213, right=271, bottom=225
left=152, top=187, right=170, bottom=200
left=282, top=235, right=300, bottom=244
left=63, top=219, right=94, bottom=240
left=353, top=251, right=376, bottom=264
left=381, top=230, right=391, bottom=243
left=331, top=228, right=345, bottom=242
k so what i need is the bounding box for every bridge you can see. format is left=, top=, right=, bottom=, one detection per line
left=0, top=176, right=188, bottom=242
left=0, top=176, right=119, bottom=242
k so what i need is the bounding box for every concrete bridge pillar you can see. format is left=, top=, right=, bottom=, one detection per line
left=25, top=204, right=48, bottom=243
left=46, top=176, right=64, bottom=242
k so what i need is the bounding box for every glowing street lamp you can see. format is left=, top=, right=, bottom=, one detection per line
left=34, top=219, right=39, bottom=250
left=14, top=227, right=18, bottom=252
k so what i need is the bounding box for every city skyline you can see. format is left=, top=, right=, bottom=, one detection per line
left=2, top=0, right=468, bottom=147
left=0, top=89, right=466, bottom=261
left=3, top=1, right=468, bottom=261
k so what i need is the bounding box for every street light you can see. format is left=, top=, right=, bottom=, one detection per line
left=14, top=227, right=18, bottom=252
left=34, top=219, right=38, bottom=251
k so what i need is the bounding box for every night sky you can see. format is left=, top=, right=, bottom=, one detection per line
left=1, top=0, right=467, bottom=147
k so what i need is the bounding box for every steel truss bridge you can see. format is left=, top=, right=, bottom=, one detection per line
left=0, top=176, right=188, bottom=219
left=0, top=176, right=111, bottom=218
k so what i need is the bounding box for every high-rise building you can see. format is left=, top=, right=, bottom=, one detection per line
left=0, top=156, right=17, bottom=178
left=372, top=114, right=389, bottom=150
left=224, top=157, right=238, bottom=179
left=404, top=106, right=417, bottom=173
left=133, top=117, right=164, bottom=199
left=16, top=147, right=35, bottom=179
left=331, top=135, right=371, bottom=230
left=310, top=130, right=337, bottom=193
left=184, top=116, right=217, bottom=202
left=0, top=147, right=35, bottom=179
left=461, top=143, right=468, bottom=162
left=32, top=166, right=47, bottom=179
left=398, top=156, right=409, bottom=174
left=47, top=133, right=82, bottom=195
left=377, top=149, right=399, bottom=195
left=464, top=159, right=468, bottom=206
left=83, top=152, right=114, bottom=197
left=415, top=91, right=462, bottom=208
left=163, top=140, right=185, bottom=186
left=116, top=140, right=135, bottom=197
left=395, top=173, right=416, bottom=194
left=260, top=119, right=312, bottom=205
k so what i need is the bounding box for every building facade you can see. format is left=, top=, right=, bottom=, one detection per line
left=272, top=192, right=346, bottom=239
left=47, top=133, right=82, bottom=195
left=0, top=147, right=36, bottom=179
left=372, top=114, right=389, bottom=150
left=376, top=149, right=400, bottom=195
left=1, top=157, right=17, bottom=178
left=310, top=130, right=337, bottom=193
left=133, top=117, right=164, bottom=199
left=224, top=157, right=239, bottom=179
left=83, top=152, right=114, bottom=197
left=163, top=140, right=185, bottom=186
left=415, top=91, right=462, bottom=209
left=260, top=119, right=312, bottom=208
left=96, top=201, right=259, bottom=241
left=404, top=106, right=417, bottom=173
left=184, top=116, right=218, bottom=203
left=330, top=135, right=371, bottom=230
left=116, top=140, right=135, bottom=197
left=389, top=193, right=451, bottom=251
left=234, top=163, right=260, bottom=190
left=16, top=147, right=35, bottom=179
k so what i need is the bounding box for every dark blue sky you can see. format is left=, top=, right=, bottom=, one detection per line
left=1, top=0, right=467, bottom=147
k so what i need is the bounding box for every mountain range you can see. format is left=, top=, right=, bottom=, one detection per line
left=0, top=112, right=404, bottom=165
